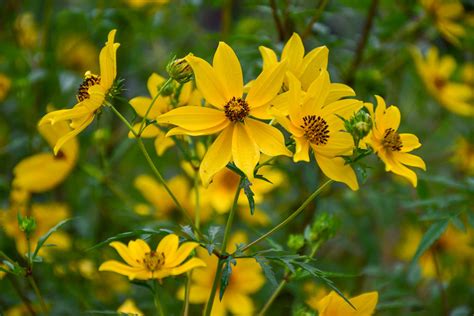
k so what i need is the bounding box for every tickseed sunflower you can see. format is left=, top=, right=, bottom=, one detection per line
left=314, top=291, right=378, bottom=316
left=277, top=72, right=362, bottom=190
left=99, top=234, right=205, bottom=280
left=365, top=96, right=426, bottom=187
left=420, top=0, right=465, bottom=45
left=157, top=42, right=291, bottom=185
left=39, top=29, right=119, bottom=155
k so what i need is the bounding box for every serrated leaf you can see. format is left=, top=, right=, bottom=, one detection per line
left=33, top=218, right=75, bottom=260
left=87, top=228, right=169, bottom=251
left=208, top=226, right=221, bottom=241
left=255, top=256, right=278, bottom=287
left=254, top=173, right=273, bottom=184
left=219, top=257, right=236, bottom=300
left=410, top=219, right=449, bottom=266
left=240, top=178, right=255, bottom=215
left=181, top=225, right=196, bottom=240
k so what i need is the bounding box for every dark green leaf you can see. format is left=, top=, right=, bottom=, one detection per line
left=219, top=257, right=236, bottom=300
left=410, top=219, right=449, bottom=266
left=88, top=228, right=169, bottom=251
left=33, top=218, right=75, bottom=260
left=255, top=256, right=278, bottom=287
left=240, top=178, right=255, bottom=215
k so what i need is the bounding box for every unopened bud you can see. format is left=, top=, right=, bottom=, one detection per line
left=287, top=234, right=305, bottom=251
left=167, top=56, right=194, bottom=84
left=346, top=109, right=372, bottom=141
left=18, top=215, right=36, bottom=236
left=309, top=212, right=337, bottom=243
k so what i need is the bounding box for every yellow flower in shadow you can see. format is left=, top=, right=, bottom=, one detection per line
left=276, top=72, right=362, bottom=190
left=157, top=42, right=291, bottom=185
left=314, top=291, right=378, bottom=316
left=39, top=30, right=119, bottom=155
left=412, top=46, right=473, bottom=116
left=99, top=234, right=206, bottom=280
left=117, top=299, right=144, bottom=316
left=420, top=0, right=465, bottom=45
left=364, top=96, right=425, bottom=187
left=1, top=203, right=71, bottom=258
left=177, top=232, right=265, bottom=316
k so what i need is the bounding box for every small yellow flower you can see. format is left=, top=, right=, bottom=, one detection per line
left=412, top=46, right=473, bottom=117
left=177, top=232, right=265, bottom=316
left=277, top=72, right=362, bottom=190
left=14, top=12, right=39, bottom=48
left=39, top=29, right=119, bottom=155
left=451, top=137, right=474, bottom=175
left=0, top=73, right=12, bottom=102
left=365, top=96, right=426, bottom=187
left=420, top=0, right=465, bottom=45
left=117, top=299, right=144, bottom=316
left=314, top=291, right=378, bottom=316
left=99, top=234, right=206, bottom=280
left=157, top=42, right=291, bottom=185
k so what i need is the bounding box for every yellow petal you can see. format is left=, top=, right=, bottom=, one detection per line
left=129, top=96, right=163, bottom=119
left=128, top=239, right=150, bottom=260
left=393, top=152, right=426, bottom=170
left=294, top=137, right=310, bottom=162
left=314, top=131, right=354, bottom=156
left=213, top=42, right=243, bottom=99
left=350, top=291, right=378, bottom=315
left=277, top=116, right=304, bottom=138
left=232, top=123, right=260, bottom=181
left=110, top=242, right=141, bottom=267
left=157, top=234, right=179, bottom=259
left=381, top=152, right=418, bottom=187
left=400, top=133, right=421, bottom=152
left=200, top=125, right=234, bottom=186
left=315, top=154, right=359, bottom=190
left=166, top=242, right=199, bottom=267
left=227, top=292, right=255, bottom=315
left=154, top=131, right=174, bottom=156
left=245, top=118, right=291, bottom=157
left=157, top=106, right=227, bottom=131
left=171, top=257, right=206, bottom=276
left=326, top=83, right=355, bottom=104
left=128, top=123, right=160, bottom=139
left=166, top=119, right=229, bottom=137
left=147, top=72, right=165, bottom=98
left=322, top=99, right=363, bottom=120
left=299, top=46, right=328, bottom=90
left=53, top=115, right=94, bottom=155
left=302, top=70, right=330, bottom=114
left=99, top=29, right=119, bottom=90
left=246, top=61, right=287, bottom=109
left=282, top=33, right=304, bottom=73
left=185, top=55, right=228, bottom=108
left=98, top=260, right=144, bottom=280
left=259, top=46, right=278, bottom=70
left=381, top=105, right=401, bottom=131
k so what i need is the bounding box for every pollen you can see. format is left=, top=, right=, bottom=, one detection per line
left=143, top=251, right=166, bottom=272
left=77, top=71, right=101, bottom=102
left=224, top=97, right=250, bottom=122
left=382, top=128, right=403, bottom=151
left=301, top=115, right=330, bottom=145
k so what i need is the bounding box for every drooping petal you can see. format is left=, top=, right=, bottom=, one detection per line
left=98, top=260, right=144, bottom=280
left=110, top=242, right=142, bottom=267
left=185, top=55, right=228, bottom=108
left=165, top=119, right=229, bottom=137
left=380, top=152, right=418, bottom=187
left=170, top=258, right=206, bottom=276
left=200, top=125, right=234, bottom=186
left=165, top=242, right=200, bottom=267
left=53, top=114, right=94, bottom=155
left=154, top=131, right=175, bottom=156
left=246, top=61, right=287, bottom=109
left=393, top=152, right=426, bottom=170
left=315, top=154, right=359, bottom=190
left=38, top=107, right=89, bottom=126
left=157, top=106, right=227, bottom=131
left=99, top=29, right=119, bottom=90
left=259, top=46, right=278, bottom=70
left=294, top=137, right=310, bottom=162
left=232, top=123, right=260, bottom=181
left=244, top=118, right=291, bottom=157
left=213, top=42, right=243, bottom=99
left=281, top=33, right=305, bottom=73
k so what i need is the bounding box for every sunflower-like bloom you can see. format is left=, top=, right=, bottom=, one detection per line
left=129, top=73, right=201, bottom=156
left=420, top=0, right=465, bottom=45
left=412, top=47, right=473, bottom=117
left=314, top=291, right=378, bottom=316
left=99, top=234, right=205, bottom=280
left=276, top=72, right=362, bottom=190
left=157, top=42, right=291, bottom=185
left=177, top=232, right=265, bottom=316
left=39, top=30, right=119, bottom=155
left=365, top=96, right=426, bottom=187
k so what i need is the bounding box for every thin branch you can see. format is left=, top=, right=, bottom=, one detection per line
left=301, top=0, right=329, bottom=40
left=270, top=0, right=286, bottom=41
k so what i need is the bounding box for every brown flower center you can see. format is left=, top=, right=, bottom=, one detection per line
left=301, top=115, right=330, bottom=145
left=224, top=97, right=250, bottom=122
left=434, top=76, right=446, bottom=90
left=77, top=71, right=101, bottom=102
left=382, top=128, right=402, bottom=151
left=143, top=251, right=165, bottom=271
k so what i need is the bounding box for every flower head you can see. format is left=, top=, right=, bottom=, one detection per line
left=277, top=72, right=362, bottom=190
left=99, top=234, right=205, bottom=280
left=365, top=96, right=426, bottom=187
left=39, top=30, right=119, bottom=155
left=157, top=42, right=291, bottom=185
left=420, top=0, right=465, bottom=45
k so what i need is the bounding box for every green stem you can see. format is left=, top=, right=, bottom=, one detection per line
left=239, top=179, right=333, bottom=253
left=138, top=78, right=173, bottom=136
left=203, top=260, right=224, bottom=316
left=182, top=271, right=193, bottom=316
left=108, top=103, right=138, bottom=137
left=194, top=172, right=201, bottom=230
left=257, top=279, right=287, bottom=316
left=8, top=276, right=36, bottom=316
left=27, top=275, right=48, bottom=314
left=153, top=280, right=165, bottom=316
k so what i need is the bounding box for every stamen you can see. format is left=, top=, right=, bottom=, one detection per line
left=300, top=115, right=330, bottom=145
left=224, top=97, right=250, bottom=122
left=143, top=251, right=166, bottom=272
left=382, top=128, right=402, bottom=151
left=77, top=71, right=101, bottom=102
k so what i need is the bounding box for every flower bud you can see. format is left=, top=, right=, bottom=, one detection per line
left=309, top=212, right=337, bottom=243
left=287, top=234, right=305, bottom=251
left=167, top=56, right=194, bottom=84
left=346, top=109, right=373, bottom=143
left=18, top=215, right=36, bottom=236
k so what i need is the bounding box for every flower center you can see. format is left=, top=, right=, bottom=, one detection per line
left=224, top=97, right=250, bottom=122
left=76, top=71, right=101, bottom=102
left=433, top=76, right=446, bottom=90
left=382, top=128, right=402, bottom=151
left=143, top=251, right=165, bottom=271
left=301, top=115, right=330, bottom=145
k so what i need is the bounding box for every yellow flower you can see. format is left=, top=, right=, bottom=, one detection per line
left=314, top=291, right=378, bottom=316
left=99, top=234, right=206, bottom=280
left=157, top=42, right=291, bottom=185
left=412, top=46, right=474, bottom=116
left=39, top=30, right=119, bottom=155
left=11, top=118, right=78, bottom=202
left=14, top=12, right=39, bottom=48
left=0, top=73, right=12, bottom=102
left=277, top=72, right=362, bottom=190
left=177, top=232, right=265, bottom=316
left=420, top=0, right=465, bottom=45
left=365, top=96, right=426, bottom=187
left=1, top=203, right=71, bottom=258
left=451, top=137, right=474, bottom=175
left=117, top=299, right=144, bottom=316
left=129, top=73, right=201, bottom=156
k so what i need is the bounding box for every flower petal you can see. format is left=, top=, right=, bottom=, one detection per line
left=128, top=239, right=150, bottom=260
left=99, top=29, right=119, bottom=90
left=147, top=72, right=165, bottom=98
left=98, top=260, right=144, bottom=280
left=246, top=61, right=287, bottom=109
left=157, top=106, right=227, bottom=131
left=294, top=137, right=310, bottom=162
left=157, top=234, right=179, bottom=260
left=171, top=258, right=206, bottom=276
left=227, top=293, right=255, bottom=315
left=166, top=119, right=229, bottom=137
left=53, top=115, right=94, bottom=155
left=213, top=42, right=243, bottom=99
left=166, top=242, right=200, bottom=267
left=259, top=46, right=278, bottom=70
left=282, top=33, right=304, bottom=73
left=154, top=131, right=174, bottom=156
left=326, top=83, right=355, bottom=104
left=299, top=46, right=328, bottom=90
left=245, top=118, right=291, bottom=157
left=232, top=123, right=260, bottom=181
left=393, top=152, right=426, bottom=170
left=110, top=242, right=141, bottom=267
left=302, top=70, right=330, bottom=114
left=314, top=154, right=359, bottom=190
left=400, top=133, right=421, bottom=152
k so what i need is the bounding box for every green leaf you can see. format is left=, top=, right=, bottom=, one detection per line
left=255, top=256, right=278, bottom=287
left=219, top=257, right=236, bottom=300
left=240, top=178, right=255, bottom=215
left=410, top=219, right=449, bottom=266
left=32, top=218, right=75, bottom=260
left=87, top=228, right=170, bottom=251
left=181, top=225, right=196, bottom=240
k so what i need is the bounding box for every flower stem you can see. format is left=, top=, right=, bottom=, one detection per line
left=138, top=77, right=173, bottom=136
left=203, top=260, right=223, bottom=316
left=27, top=275, right=48, bottom=314
left=258, top=278, right=287, bottom=316
left=153, top=280, right=165, bottom=316
left=239, top=179, right=333, bottom=253
left=182, top=271, right=193, bottom=316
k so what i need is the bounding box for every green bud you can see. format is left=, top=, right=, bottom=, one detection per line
left=18, top=216, right=36, bottom=236
left=309, top=212, right=337, bottom=243
left=346, top=109, right=373, bottom=142
left=293, top=304, right=316, bottom=316
left=167, top=56, right=194, bottom=84
left=93, top=128, right=111, bottom=143
left=287, top=234, right=305, bottom=251
left=159, top=81, right=175, bottom=97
